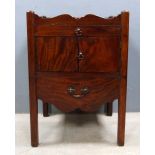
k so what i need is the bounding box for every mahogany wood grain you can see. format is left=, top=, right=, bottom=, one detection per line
left=34, top=25, right=121, bottom=37
left=36, top=72, right=120, bottom=112
left=78, top=36, right=120, bottom=72
left=36, top=37, right=78, bottom=72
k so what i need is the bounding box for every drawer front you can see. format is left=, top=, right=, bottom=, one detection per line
left=36, top=72, right=120, bottom=112
left=35, top=25, right=121, bottom=37
left=78, top=36, right=121, bottom=72
left=35, top=36, right=78, bottom=72
left=35, top=25, right=76, bottom=36
left=74, top=26, right=121, bottom=37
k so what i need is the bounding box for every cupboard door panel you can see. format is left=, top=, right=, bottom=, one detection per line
left=36, top=37, right=78, bottom=72
left=78, top=36, right=121, bottom=72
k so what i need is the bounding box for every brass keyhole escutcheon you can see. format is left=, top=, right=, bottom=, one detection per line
left=77, top=51, right=85, bottom=60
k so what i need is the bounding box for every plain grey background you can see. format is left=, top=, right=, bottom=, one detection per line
left=15, top=0, right=140, bottom=113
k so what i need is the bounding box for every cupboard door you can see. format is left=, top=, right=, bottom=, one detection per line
left=78, top=36, right=121, bottom=72
left=36, top=37, right=78, bottom=72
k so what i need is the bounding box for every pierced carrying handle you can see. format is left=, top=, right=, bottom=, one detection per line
left=67, top=86, right=89, bottom=98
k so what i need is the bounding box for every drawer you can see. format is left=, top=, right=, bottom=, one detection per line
left=35, top=25, right=76, bottom=36
left=74, top=26, right=121, bottom=37
left=34, top=25, right=121, bottom=37
left=36, top=72, right=120, bottom=112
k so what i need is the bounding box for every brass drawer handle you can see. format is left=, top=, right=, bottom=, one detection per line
left=67, top=86, right=76, bottom=95
left=81, top=87, right=89, bottom=95
left=67, top=86, right=89, bottom=98
left=74, top=27, right=82, bottom=36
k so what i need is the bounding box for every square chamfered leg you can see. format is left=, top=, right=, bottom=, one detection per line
left=43, top=102, right=49, bottom=117
left=105, top=102, right=113, bottom=116
left=117, top=78, right=127, bottom=146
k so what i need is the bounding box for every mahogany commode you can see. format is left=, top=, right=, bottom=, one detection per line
left=27, top=11, right=129, bottom=147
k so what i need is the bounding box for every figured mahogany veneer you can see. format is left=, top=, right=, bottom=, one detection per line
left=27, top=11, right=129, bottom=147
left=36, top=36, right=120, bottom=72
left=78, top=36, right=120, bottom=72
left=36, top=37, right=78, bottom=72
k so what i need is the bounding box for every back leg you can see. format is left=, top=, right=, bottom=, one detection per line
left=43, top=102, right=49, bottom=117
left=105, top=102, right=113, bottom=116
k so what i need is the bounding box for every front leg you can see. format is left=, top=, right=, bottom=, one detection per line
left=29, top=81, right=39, bottom=147
left=117, top=78, right=127, bottom=146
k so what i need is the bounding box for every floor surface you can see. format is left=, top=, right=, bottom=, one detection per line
left=15, top=113, right=139, bottom=155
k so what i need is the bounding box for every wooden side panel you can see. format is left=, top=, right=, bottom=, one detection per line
left=79, top=36, right=121, bottom=72
left=36, top=72, right=120, bottom=112
left=35, top=37, right=78, bottom=72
